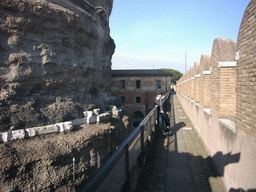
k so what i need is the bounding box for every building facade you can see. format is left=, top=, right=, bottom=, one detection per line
left=111, top=69, right=172, bottom=127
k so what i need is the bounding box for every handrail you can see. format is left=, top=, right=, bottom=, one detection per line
left=79, top=91, right=171, bottom=191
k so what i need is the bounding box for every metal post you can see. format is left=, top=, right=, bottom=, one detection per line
left=141, top=126, right=144, bottom=154
left=125, top=145, right=130, bottom=191
left=73, top=157, right=75, bottom=184
left=149, top=116, right=152, bottom=132
left=97, top=152, right=100, bottom=169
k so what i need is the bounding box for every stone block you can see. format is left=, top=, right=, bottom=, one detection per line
left=88, top=115, right=97, bottom=124
left=25, top=128, right=38, bottom=137
left=93, top=108, right=100, bottom=115
left=56, top=121, right=73, bottom=132
left=41, top=125, right=57, bottom=134
left=84, top=111, right=93, bottom=118
left=0, top=132, right=10, bottom=142
left=72, top=118, right=87, bottom=126
left=11, top=129, right=25, bottom=140
left=97, top=112, right=111, bottom=123
left=0, top=130, right=25, bottom=142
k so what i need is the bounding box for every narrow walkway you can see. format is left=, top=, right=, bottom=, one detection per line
left=136, top=94, right=227, bottom=192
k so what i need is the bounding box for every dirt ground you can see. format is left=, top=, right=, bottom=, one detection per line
left=0, top=115, right=131, bottom=191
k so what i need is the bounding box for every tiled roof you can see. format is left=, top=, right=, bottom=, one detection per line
left=112, top=69, right=172, bottom=77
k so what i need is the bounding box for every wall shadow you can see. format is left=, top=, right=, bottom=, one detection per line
left=229, top=188, right=256, bottom=192
left=167, top=128, right=241, bottom=191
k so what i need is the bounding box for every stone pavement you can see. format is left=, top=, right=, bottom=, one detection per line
left=136, top=94, right=227, bottom=192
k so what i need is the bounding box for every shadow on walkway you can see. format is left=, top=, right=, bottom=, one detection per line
left=136, top=93, right=245, bottom=192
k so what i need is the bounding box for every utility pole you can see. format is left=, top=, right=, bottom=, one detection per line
left=151, top=60, right=155, bottom=69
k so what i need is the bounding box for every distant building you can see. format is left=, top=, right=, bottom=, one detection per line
left=111, top=69, right=172, bottom=127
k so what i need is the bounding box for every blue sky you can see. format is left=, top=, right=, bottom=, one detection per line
left=109, top=0, right=250, bottom=74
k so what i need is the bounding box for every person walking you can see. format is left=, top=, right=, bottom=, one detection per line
left=155, top=92, right=171, bottom=136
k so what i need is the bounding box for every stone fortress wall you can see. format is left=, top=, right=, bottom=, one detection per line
left=0, top=1, right=128, bottom=191
left=0, top=0, right=115, bottom=131
left=176, top=0, right=256, bottom=190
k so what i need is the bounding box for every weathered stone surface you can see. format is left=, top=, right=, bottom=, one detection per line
left=0, top=0, right=116, bottom=131
left=0, top=115, right=132, bottom=191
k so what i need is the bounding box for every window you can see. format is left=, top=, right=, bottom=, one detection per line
left=156, top=80, right=161, bottom=89
left=121, top=96, right=126, bottom=103
left=121, top=80, right=125, bottom=89
left=136, top=96, right=141, bottom=103
left=136, top=80, right=141, bottom=89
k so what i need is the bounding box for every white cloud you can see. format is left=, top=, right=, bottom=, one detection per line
left=112, top=42, right=213, bottom=74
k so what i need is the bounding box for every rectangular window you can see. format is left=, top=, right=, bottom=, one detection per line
left=136, top=96, right=141, bottom=103
left=121, top=80, right=125, bottom=89
left=121, top=96, right=126, bottom=103
left=156, top=80, right=161, bottom=89
left=136, top=80, right=141, bottom=89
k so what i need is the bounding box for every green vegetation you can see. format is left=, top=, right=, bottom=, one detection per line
left=161, top=68, right=183, bottom=85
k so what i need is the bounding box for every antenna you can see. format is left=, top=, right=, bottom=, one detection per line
left=151, top=60, right=155, bottom=69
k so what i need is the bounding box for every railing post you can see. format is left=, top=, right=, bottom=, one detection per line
left=149, top=116, right=152, bottom=132
left=124, top=145, right=130, bottom=191
left=139, top=126, right=145, bottom=168
left=141, top=126, right=144, bottom=154
left=78, top=104, right=161, bottom=192
left=73, top=157, right=75, bottom=185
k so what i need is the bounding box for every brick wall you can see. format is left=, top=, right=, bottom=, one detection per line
left=236, top=0, right=256, bottom=136
left=200, top=54, right=211, bottom=108
left=194, top=62, right=200, bottom=103
left=219, top=67, right=236, bottom=120
left=210, top=38, right=236, bottom=117
left=188, top=69, right=192, bottom=99
left=176, top=1, right=256, bottom=190
left=203, top=75, right=211, bottom=108
left=111, top=75, right=171, bottom=117
left=190, top=68, right=194, bottom=100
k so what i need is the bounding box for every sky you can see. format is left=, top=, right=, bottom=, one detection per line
left=109, top=0, right=251, bottom=74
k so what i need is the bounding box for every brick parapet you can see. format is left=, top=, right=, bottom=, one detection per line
left=203, top=74, right=211, bottom=108
left=219, top=66, right=236, bottom=121
left=236, top=0, right=256, bottom=137
left=194, top=62, right=200, bottom=103
left=199, top=54, right=211, bottom=107
left=176, top=1, right=256, bottom=190
left=190, top=67, right=194, bottom=100
left=210, top=38, right=236, bottom=118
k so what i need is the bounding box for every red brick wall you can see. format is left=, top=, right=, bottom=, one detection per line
left=111, top=75, right=171, bottom=116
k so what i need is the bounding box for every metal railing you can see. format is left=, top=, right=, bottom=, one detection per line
left=78, top=91, right=171, bottom=191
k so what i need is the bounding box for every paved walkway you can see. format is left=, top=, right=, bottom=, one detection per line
left=136, top=94, right=227, bottom=192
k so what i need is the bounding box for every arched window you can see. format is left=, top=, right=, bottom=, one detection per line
left=133, top=111, right=144, bottom=127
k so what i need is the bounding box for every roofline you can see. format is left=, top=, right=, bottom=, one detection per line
left=111, top=69, right=173, bottom=77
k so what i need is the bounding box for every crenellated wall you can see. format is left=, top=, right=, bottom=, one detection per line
left=193, top=62, right=200, bottom=104
left=210, top=38, right=237, bottom=120
left=199, top=54, right=211, bottom=108
left=176, top=0, right=256, bottom=190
